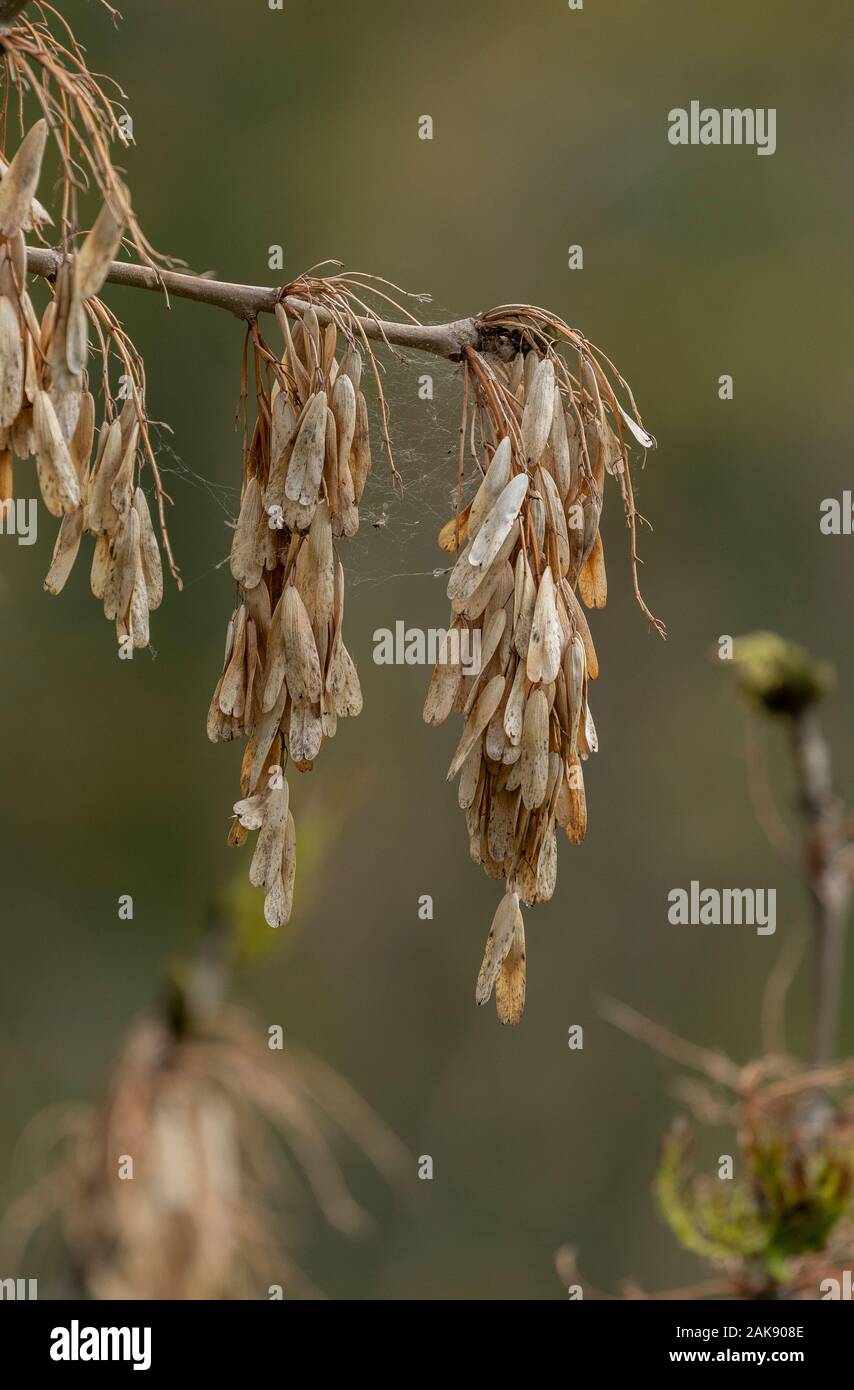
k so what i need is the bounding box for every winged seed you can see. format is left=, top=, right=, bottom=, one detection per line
left=467, top=473, right=528, bottom=572
left=476, top=892, right=522, bottom=1006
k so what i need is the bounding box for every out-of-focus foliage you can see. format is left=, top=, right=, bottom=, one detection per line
left=658, top=1102, right=854, bottom=1292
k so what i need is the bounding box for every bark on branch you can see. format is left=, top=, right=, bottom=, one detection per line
left=24, top=246, right=483, bottom=361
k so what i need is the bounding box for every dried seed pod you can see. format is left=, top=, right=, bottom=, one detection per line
left=281, top=810, right=297, bottom=920
left=503, top=660, right=528, bottom=746
left=231, top=477, right=264, bottom=588
left=103, top=508, right=139, bottom=621
left=75, top=203, right=125, bottom=301
left=87, top=420, right=123, bottom=534
left=288, top=698, right=323, bottom=766
left=281, top=586, right=322, bottom=704
left=582, top=354, right=605, bottom=422
left=520, top=357, right=555, bottom=464
left=566, top=757, right=587, bottom=844
left=249, top=782, right=289, bottom=892
left=438, top=505, right=470, bottom=554
left=0, top=294, right=24, bottom=428
left=486, top=788, right=516, bottom=862
left=468, top=436, right=512, bottom=538
left=423, top=625, right=463, bottom=726
left=327, top=642, right=362, bottom=717
left=245, top=680, right=289, bottom=789
left=447, top=675, right=505, bottom=780
left=0, top=120, right=48, bottom=239
left=527, top=567, right=563, bottom=685
left=133, top=488, right=164, bottom=610
left=110, top=424, right=138, bottom=521
left=476, top=891, right=522, bottom=1007
left=0, top=446, right=12, bottom=501
left=578, top=529, right=607, bottom=609
left=261, top=595, right=287, bottom=713
left=219, top=606, right=248, bottom=718
left=350, top=391, right=372, bottom=503
left=264, top=396, right=298, bottom=515
left=70, top=391, right=95, bottom=485
left=564, top=582, right=599, bottom=680
left=521, top=687, right=550, bottom=810
left=458, top=741, right=483, bottom=811
left=49, top=259, right=87, bottom=391
left=33, top=390, right=80, bottom=516
left=90, top=532, right=111, bottom=600
left=495, top=907, right=526, bottom=1026
left=244, top=580, right=272, bottom=639
left=537, top=465, right=569, bottom=577
left=336, top=452, right=359, bottom=540
left=284, top=392, right=326, bottom=511
left=513, top=552, right=536, bottom=657
left=467, top=474, right=528, bottom=573
left=321, top=406, right=340, bottom=525
left=127, top=564, right=150, bottom=651
left=462, top=608, right=505, bottom=704
left=548, top=386, right=572, bottom=499
left=44, top=506, right=84, bottom=594
left=331, top=373, right=356, bottom=474
left=456, top=524, right=519, bottom=620
left=565, top=634, right=586, bottom=756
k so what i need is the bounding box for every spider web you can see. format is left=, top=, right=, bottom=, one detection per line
left=150, top=363, right=476, bottom=595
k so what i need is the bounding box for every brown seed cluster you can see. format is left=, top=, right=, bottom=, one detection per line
left=208, top=305, right=372, bottom=928
left=0, top=121, right=163, bottom=649
left=426, top=344, right=632, bottom=1024
left=10, top=1004, right=404, bottom=1299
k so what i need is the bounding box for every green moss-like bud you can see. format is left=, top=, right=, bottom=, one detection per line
left=731, top=632, right=834, bottom=718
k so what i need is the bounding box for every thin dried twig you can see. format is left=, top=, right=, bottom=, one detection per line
left=600, top=996, right=742, bottom=1089
left=760, top=926, right=808, bottom=1058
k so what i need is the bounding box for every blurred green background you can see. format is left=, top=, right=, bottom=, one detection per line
left=1, top=0, right=853, bottom=1298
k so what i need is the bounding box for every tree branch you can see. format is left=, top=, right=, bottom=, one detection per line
left=24, top=245, right=483, bottom=361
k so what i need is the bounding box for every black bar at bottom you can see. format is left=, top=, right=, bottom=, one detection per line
left=0, top=1296, right=847, bottom=1375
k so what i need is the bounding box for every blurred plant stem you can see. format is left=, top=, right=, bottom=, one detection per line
left=791, top=711, right=851, bottom=1066
left=732, top=633, right=848, bottom=1070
